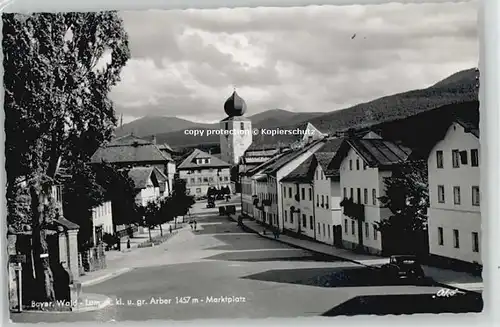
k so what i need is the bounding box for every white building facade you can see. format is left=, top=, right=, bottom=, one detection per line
left=313, top=156, right=342, bottom=246
left=427, top=120, right=481, bottom=265
left=335, top=134, right=411, bottom=255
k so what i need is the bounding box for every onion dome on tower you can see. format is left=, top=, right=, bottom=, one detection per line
left=224, top=90, right=247, bottom=117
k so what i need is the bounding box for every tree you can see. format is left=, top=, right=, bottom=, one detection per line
left=3, top=12, right=130, bottom=302
left=171, top=179, right=196, bottom=227
left=137, top=201, right=162, bottom=242
left=375, top=160, right=429, bottom=255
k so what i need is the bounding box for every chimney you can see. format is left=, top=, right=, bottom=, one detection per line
left=152, top=135, right=156, bottom=144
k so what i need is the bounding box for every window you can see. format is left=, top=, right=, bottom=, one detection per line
left=459, top=150, right=468, bottom=165
left=321, top=171, right=324, bottom=180
left=225, top=122, right=228, bottom=130
left=357, top=188, right=361, bottom=203
left=289, top=187, right=292, bottom=198
left=224, top=176, right=228, bottom=181
left=283, top=186, right=286, bottom=198
left=302, top=214, right=307, bottom=228
left=373, top=224, right=378, bottom=240
left=438, top=227, right=444, bottom=245
left=356, top=159, right=360, bottom=170
left=301, top=188, right=305, bottom=200
left=472, top=232, right=479, bottom=253
left=372, top=189, right=377, bottom=205
left=453, top=186, right=461, bottom=205
left=323, top=223, right=326, bottom=236
left=317, top=194, right=319, bottom=206
left=344, top=219, right=348, bottom=234
left=453, top=229, right=460, bottom=248
left=328, top=225, right=331, bottom=238
left=471, top=149, right=479, bottom=167
left=326, top=196, right=329, bottom=209
left=309, top=188, right=312, bottom=201
left=321, top=195, right=325, bottom=206
left=196, top=188, right=202, bottom=194
left=317, top=222, right=321, bottom=234
left=438, top=185, right=445, bottom=203
left=452, top=149, right=460, bottom=168
left=310, top=216, right=314, bottom=229
left=349, top=160, right=353, bottom=170
left=365, top=222, right=369, bottom=238
left=209, top=177, right=213, bottom=182
left=198, top=178, right=202, bottom=183
left=351, top=220, right=356, bottom=235
left=240, top=122, right=244, bottom=130
left=350, top=188, right=353, bottom=199
left=472, top=186, right=480, bottom=206
left=316, top=170, right=319, bottom=180
left=363, top=188, right=368, bottom=204
left=190, top=178, right=195, bottom=184
left=284, top=211, right=288, bottom=222
left=436, top=150, right=444, bottom=168
left=343, top=187, right=347, bottom=198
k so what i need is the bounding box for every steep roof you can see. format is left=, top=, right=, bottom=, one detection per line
left=178, top=149, right=231, bottom=169
left=281, top=156, right=315, bottom=183
left=261, top=139, right=324, bottom=176
left=314, top=152, right=338, bottom=178
left=91, top=134, right=171, bottom=164
left=244, top=151, right=291, bottom=177
left=456, top=117, right=479, bottom=138
left=330, top=138, right=412, bottom=170
left=128, top=167, right=157, bottom=189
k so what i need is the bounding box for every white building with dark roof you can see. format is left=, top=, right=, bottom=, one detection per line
left=127, top=167, right=162, bottom=206
left=331, top=132, right=413, bottom=255
left=427, top=118, right=481, bottom=265
left=177, top=149, right=232, bottom=196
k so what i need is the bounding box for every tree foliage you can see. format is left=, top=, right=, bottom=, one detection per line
left=171, top=179, right=195, bottom=217
left=3, top=11, right=130, bottom=302
left=375, top=161, right=429, bottom=255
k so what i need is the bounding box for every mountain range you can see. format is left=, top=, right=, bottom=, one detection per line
left=115, top=68, right=479, bottom=149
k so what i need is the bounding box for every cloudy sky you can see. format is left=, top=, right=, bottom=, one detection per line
left=111, top=1, right=479, bottom=124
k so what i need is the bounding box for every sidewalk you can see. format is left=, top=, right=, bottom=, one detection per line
left=238, top=216, right=483, bottom=291
left=77, top=218, right=187, bottom=287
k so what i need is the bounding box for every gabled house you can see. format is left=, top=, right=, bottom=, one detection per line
left=313, top=150, right=342, bottom=246
left=280, top=156, right=315, bottom=238
left=127, top=167, right=162, bottom=206
left=260, top=138, right=327, bottom=231
left=91, top=134, right=176, bottom=195
left=177, top=149, right=232, bottom=197
left=330, top=132, right=413, bottom=255
left=91, top=201, right=113, bottom=245
left=427, top=117, right=481, bottom=265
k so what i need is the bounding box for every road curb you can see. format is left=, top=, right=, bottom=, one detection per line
left=80, top=267, right=133, bottom=287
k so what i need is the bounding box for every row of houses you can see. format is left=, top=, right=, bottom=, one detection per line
left=241, top=110, right=481, bottom=267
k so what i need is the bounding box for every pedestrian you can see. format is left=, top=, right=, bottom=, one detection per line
left=194, top=220, right=197, bottom=231
left=189, top=221, right=193, bottom=230
left=169, top=225, right=172, bottom=234
left=127, top=238, right=131, bottom=249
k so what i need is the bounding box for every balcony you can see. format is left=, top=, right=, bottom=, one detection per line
left=340, top=198, right=365, bottom=221
left=262, top=199, right=272, bottom=207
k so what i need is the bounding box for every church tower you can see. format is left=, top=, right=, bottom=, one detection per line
left=219, top=90, right=253, bottom=165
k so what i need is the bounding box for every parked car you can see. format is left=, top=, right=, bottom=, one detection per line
left=379, top=255, right=425, bottom=280
left=206, top=199, right=215, bottom=208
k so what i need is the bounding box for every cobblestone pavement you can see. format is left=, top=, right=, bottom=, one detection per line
left=11, top=212, right=482, bottom=322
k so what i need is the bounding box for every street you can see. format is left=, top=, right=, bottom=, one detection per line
left=11, top=212, right=482, bottom=322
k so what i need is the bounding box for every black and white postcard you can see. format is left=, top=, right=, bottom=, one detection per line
left=2, top=0, right=484, bottom=323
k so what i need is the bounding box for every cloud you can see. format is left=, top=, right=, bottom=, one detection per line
left=110, top=1, right=479, bottom=123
